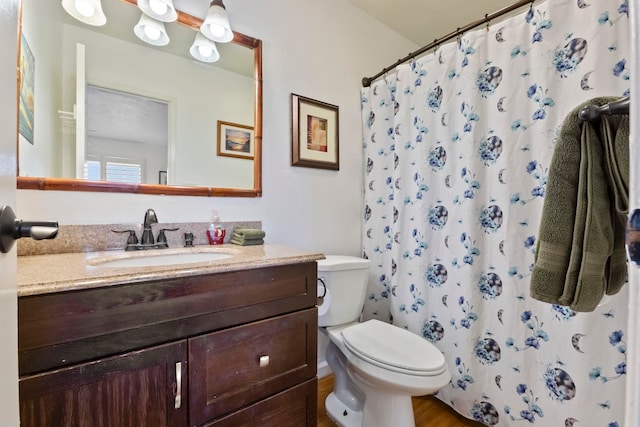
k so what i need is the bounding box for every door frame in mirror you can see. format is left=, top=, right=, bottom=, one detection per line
left=16, top=1, right=262, bottom=198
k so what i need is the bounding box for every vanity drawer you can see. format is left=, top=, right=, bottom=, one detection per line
left=188, top=308, right=317, bottom=425
left=202, top=378, right=317, bottom=427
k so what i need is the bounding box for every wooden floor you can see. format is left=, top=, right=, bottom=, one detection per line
left=317, top=375, right=484, bottom=427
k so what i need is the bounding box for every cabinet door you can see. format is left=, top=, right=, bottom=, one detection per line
left=189, top=308, right=317, bottom=425
left=19, top=341, right=188, bottom=427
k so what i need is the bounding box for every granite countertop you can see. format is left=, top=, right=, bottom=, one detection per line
left=17, top=244, right=325, bottom=297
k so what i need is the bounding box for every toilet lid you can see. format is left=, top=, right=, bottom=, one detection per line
left=341, top=320, right=446, bottom=375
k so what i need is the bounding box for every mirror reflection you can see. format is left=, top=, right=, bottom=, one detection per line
left=18, top=0, right=262, bottom=195
left=85, top=84, right=169, bottom=184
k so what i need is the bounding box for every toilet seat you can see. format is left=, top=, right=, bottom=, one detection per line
left=341, top=320, right=446, bottom=376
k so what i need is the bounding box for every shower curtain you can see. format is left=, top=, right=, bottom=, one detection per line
left=361, top=0, right=629, bottom=425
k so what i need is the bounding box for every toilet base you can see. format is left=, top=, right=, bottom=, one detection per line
left=325, top=392, right=363, bottom=427
left=351, top=375, right=416, bottom=427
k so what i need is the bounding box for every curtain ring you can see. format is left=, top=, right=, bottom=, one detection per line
left=485, top=14, right=490, bottom=32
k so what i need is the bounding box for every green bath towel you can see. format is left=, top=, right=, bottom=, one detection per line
left=530, top=97, right=628, bottom=312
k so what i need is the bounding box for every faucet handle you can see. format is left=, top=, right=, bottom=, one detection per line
left=111, top=230, right=140, bottom=251
left=111, top=229, right=139, bottom=250
left=156, top=227, right=179, bottom=248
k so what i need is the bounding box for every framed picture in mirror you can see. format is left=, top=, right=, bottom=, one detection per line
left=19, top=33, right=35, bottom=145
left=217, top=121, right=254, bottom=160
left=291, top=94, right=339, bottom=170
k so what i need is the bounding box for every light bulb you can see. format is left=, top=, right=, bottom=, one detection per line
left=74, top=0, right=95, bottom=17
left=208, top=22, right=225, bottom=38
left=198, top=44, right=213, bottom=58
left=149, top=0, right=168, bottom=16
left=144, top=25, right=161, bottom=40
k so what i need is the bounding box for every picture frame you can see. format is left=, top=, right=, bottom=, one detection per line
left=158, top=170, right=167, bottom=185
left=19, top=33, right=35, bottom=145
left=217, top=121, right=254, bottom=160
left=291, top=94, right=339, bottom=170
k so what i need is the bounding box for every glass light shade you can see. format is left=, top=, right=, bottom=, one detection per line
left=137, top=0, right=177, bottom=23
left=61, top=0, right=106, bottom=26
left=190, top=33, right=220, bottom=63
left=134, top=13, right=170, bottom=46
left=201, top=1, right=233, bottom=43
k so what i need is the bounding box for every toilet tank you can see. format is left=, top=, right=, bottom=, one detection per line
left=317, top=255, right=371, bottom=327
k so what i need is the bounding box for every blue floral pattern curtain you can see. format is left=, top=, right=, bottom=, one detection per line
left=361, top=0, right=630, bottom=425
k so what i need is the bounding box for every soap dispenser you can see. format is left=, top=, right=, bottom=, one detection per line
left=206, top=209, right=226, bottom=245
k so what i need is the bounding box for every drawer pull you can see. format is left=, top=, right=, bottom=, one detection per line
left=259, top=355, right=270, bottom=367
left=175, top=362, right=182, bottom=409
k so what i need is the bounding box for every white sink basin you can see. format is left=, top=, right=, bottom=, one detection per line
left=91, top=251, right=233, bottom=268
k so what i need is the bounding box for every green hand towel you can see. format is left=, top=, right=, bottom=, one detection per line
left=232, top=232, right=265, bottom=242
left=233, top=228, right=266, bottom=240
left=230, top=237, right=264, bottom=246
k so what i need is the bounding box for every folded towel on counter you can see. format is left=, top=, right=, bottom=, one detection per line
left=530, top=96, right=629, bottom=312
left=233, top=227, right=266, bottom=240
left=230, top=237, right=264, bottom=246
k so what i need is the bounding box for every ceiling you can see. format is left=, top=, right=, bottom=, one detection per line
left=106, top=1, right=523, bottom=57
left=344, top=0, right=524, bottom=46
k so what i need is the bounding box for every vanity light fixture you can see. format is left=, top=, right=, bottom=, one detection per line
left=190, top=33, right=220, bottom=63
left=134, top=13, right=170, bottom=46
left=201, top=0, right=233, bottom=43
left=137, top=0, right=177, bottom=23
left=61, top=0, right=106, bottom=26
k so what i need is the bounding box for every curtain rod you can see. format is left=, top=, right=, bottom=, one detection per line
left=362, top=0, right=536, bottom=87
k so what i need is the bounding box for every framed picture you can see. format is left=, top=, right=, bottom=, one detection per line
left=158, top=170, right=167, bottom=185
left=217, top=121, right=254, bottom=160
left=19, top=33, right=35, bottom=145
left=291, top=94, right=339, bottom=170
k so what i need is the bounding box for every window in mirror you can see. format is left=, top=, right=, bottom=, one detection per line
left=84, top=156, right=145, bottom=184
left=86, top=85, right=168, bottom=185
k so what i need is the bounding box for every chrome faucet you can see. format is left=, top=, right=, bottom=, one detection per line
left=141, top=209, right=158, bottom=245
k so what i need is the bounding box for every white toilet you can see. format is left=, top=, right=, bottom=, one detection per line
left=317, top=255, right=451, bottom=427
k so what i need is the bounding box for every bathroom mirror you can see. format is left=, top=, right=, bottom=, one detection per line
left=17, top=0, right=262, bottom=197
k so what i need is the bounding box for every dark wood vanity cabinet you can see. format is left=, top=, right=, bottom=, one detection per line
left=18, top=262, right=318, bottom=427
left=19, top=341, right=188, bottom=427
